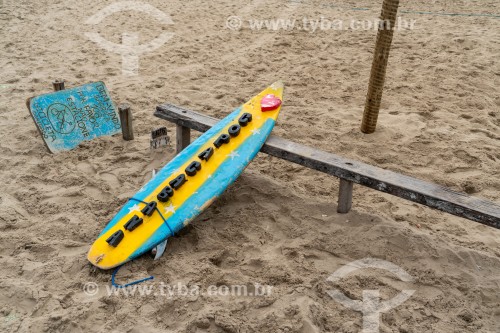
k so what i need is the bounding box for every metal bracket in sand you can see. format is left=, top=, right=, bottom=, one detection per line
left=150, top=126, right=170, bottom=149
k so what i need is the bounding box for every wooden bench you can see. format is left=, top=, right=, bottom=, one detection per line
left=154, top=103, right=500, bottom=229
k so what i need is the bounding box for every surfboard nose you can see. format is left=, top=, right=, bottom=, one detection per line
left=270, top=80, right=283, bottom=90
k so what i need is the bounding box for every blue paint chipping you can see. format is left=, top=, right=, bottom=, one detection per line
left=28, top=82, right=121, bottom=153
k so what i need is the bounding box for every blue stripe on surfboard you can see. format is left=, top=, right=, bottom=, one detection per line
left=128, top=118, right=276, bottom=260
left=98, top=106, right=242, bottom=237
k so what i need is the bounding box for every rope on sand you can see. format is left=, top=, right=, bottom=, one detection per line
left=109, top=196, right=174, bottom=288
left=111, top=265, right=154, bottom=288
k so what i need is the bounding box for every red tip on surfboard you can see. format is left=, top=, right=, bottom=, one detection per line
left=260, top=94, right=282, bottom=112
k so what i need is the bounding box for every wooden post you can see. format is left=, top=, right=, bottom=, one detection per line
left=52, top=80, right=65, bottom=91
left=176, top=124, right=190, bottom=154
left=361, top=0, right=400, bottom=134
left=337, top=179, right=353, bottom=214
left=118, top=104, right=134, bottom=141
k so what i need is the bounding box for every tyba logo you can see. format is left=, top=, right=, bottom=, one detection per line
left=84, top=1, right=174, bottom=76
left=326, top=258, right=416, bottom=333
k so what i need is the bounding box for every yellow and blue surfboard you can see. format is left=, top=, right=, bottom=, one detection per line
left=88, top=82, right=284, bottom=269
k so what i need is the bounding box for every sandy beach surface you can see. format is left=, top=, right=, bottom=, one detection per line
left=0, top=0, right=499, bottom=332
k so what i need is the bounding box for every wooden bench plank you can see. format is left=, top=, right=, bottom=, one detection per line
left=155, top=103, right=500, bottom=229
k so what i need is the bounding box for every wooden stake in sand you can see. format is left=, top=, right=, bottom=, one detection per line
left=118, top=103, right=134, bottom=141
left=361, top=0, right=400, bottom=134
left=52, top=79, right=65, bottom=91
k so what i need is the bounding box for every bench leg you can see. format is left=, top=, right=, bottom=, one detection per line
left=337, top=179, right=353, bottom=214
left=176, top=124, right=190, bottom=154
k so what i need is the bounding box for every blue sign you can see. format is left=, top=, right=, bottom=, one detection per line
left=28, top=82, right=121, bottom=153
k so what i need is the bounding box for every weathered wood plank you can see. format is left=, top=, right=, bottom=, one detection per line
left=176, top=124, right=190, bottom=154
left=337, top=179, right=354, bottom=214
left=155, top=103, right=500, bottom=229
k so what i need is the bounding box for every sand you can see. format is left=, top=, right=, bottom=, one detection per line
left=0, top=0, right=499, bottom=332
